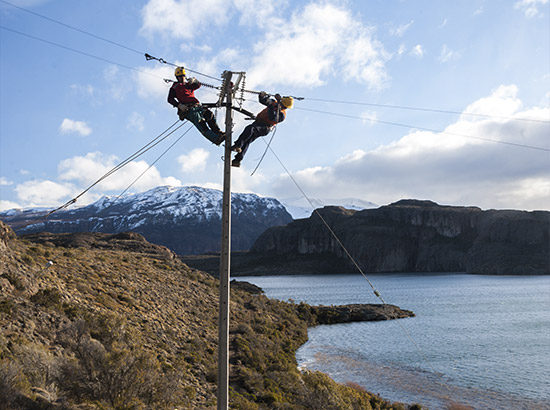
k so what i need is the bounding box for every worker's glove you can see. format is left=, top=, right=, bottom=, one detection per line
left=187, top=77, right=198, bottom=84
left=259, top=91, right=268, bottom=99
left=274, top=93, right=282, bottom=101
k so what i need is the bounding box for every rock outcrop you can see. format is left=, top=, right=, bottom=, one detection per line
left=250, top=200, right=549, bottom=275
left=310, top=303, right=415, bottom=325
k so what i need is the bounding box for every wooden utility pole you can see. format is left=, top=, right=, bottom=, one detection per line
left=217, top=71, right=233, bottom=410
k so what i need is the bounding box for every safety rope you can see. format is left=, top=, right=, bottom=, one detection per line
left=263, top=141, right=458, bottom=396
left=250, top=104, right=281, bottom=176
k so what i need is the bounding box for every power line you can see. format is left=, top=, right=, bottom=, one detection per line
left=109, top=123, right=194, bottom=207
left=144, top=53, right=222, bottom=82
left=296, top=106, right=550, bottom=153
left=47, top=120, right=184, bottom=216
left=0, top=25, right=165, bottom=80
left=2, top=0, right=544, bottom=127
left=0, top=0, right=143, bottom=55
left=304, top=97, right=550, bottom=124
left=0, top=1, right=220, bottom=84
left=2, top=13, right=547, bottom=154
left=0, top=25, right=223, bottom=90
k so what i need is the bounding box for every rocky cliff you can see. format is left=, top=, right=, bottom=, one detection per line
left=250, top=200, right=549, bottom=275
left=0, top=185, right=293, bottom=255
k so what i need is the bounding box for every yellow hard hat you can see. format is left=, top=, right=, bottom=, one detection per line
left=280, top=96, right=294, bottom=109
left=174, top=66, right=186, bottom=77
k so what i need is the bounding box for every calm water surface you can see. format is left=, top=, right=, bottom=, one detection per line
left=236, top=273, right=550, bottom=410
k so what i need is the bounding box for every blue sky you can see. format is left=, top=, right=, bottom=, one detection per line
left=1, top=0, right=549, bottom=212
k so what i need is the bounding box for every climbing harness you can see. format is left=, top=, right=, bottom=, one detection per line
left=250, top=104, right=281, bottom=176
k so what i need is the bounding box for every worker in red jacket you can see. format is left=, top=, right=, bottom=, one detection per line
left=167, top=66, right=225, bottom=145
left=230, top=92, right=293, bottom=167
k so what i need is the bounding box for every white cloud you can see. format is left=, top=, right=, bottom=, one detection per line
left=233, top=0, right=282, bottom=25
left=227, top=163, right=267, bottom=194
left=138, top=1, right=389, bottom=91
left=57, top=152, right=182, bottom=193
left=140, top=0, right=286, bottom=39
left=410, top=44, right=424, bottom=58
left=462, top=84, right=523, bottom=120
left=397, top=44, right=406, bottom=56
left=270, top=87, right=550, bottom=211
left=135, top=65, right=175, bottom=100
left=248, top=3, right=389, bottom=89
left=0, top=177, right=13, bottom=186
left=140, top=0, right=229, bottom=39
left=104, top=66, right=129, bottom=101
left=0, top=200, right=21, bottom=211
left=514, top=0, right=548, bottom=17
left=59, top=118, right=92, bottom=136
left=360, top=110, right=378, bottom=125
left=127, top=112, right=145, bottom=131
left=390, top=20, right=414, bottom=37
left=438, top=44, right=460, bottom=63
left=15, top=180, right=75, bottom=208
left=177, top=148, right=210, bottom=172
left=70, top=83, right=94, bottom=97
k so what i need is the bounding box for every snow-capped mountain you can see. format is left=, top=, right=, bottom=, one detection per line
left=0, top=186, right=292, bottom=255
left=280, top=197, right=378, bottom=219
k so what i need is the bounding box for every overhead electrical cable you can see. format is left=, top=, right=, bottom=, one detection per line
left=303, top=97, right=550, bottom=124
left=0, top=25, right=222, bottom=91
left=0, top=25, right=165, bottom=81
left=0, top=0, right=143, bottom=56
left=144, top=53, right=222, bottom=82
left=47, top=120, right=184, bottom=216
left=296, top=106, right=550, bottom=152
left=2, top=0, right=543, bottom=127
left=109, top=123, right=194, bottom=206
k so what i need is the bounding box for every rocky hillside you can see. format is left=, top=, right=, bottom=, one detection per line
left=249, top=200, right=549, bottom=275
left=0, top=185, right=293, bottom=255
left=0, top=221, right=420, bottom=410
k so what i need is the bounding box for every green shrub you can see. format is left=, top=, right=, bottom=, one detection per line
left=30, top=288, right=62, bottom=309
left=2, top=273, right=24, bottom=290
left=0, top=299, right=15, bottom=316
left=21, top=254, right=34, bottom=265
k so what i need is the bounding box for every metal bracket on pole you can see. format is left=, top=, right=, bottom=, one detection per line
left=217, top=70, right=233, bottom=410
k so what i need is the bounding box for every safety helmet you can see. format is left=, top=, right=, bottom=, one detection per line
left=280, top=96, right=294, bottom=109
left=174, top=66, right=186, bottom=77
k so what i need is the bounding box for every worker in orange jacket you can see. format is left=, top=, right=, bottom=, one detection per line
left=231, top=92, right=293, bottom=167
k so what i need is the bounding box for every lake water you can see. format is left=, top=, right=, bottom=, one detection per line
left=236, top=273, right=550, bottom=410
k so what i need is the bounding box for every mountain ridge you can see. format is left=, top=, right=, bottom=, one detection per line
left=0, top=185, right=293, bottom=255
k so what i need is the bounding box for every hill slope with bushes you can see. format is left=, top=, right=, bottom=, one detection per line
left=0, top=221, right=417, bottom=410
